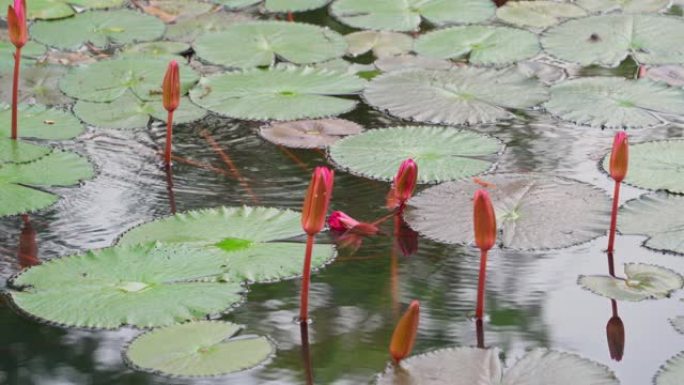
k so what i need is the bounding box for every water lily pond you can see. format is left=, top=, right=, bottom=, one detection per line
left=2, top=0, right=684, bottom=384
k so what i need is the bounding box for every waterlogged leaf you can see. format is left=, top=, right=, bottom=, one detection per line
left=655, top=352, right=684, bottom=385
left=31, top=10, right=166, bottom=50
left=542, top=15, right=684, bottom=67
left=23, top=0, right=126, bottom=20
left=330, top=0, right=496, bottom=32
left=194, top=21, right=346, bottom=69
left=220, top=0, right=330, bottom=12
left=645, top=66, right=684, bottom=87
left=9, top=243, right=245, bottom=328
left=137, top=0, right=215, bottom=22
left=189, top=66, right=365, bottom=121
left=414, top=26, right=540, bottom=66
left=0, top=64, right=73, bottom=105
left=576, top=0, right=671, bottom=13
left=618, top=192, right=684, bottom=254
left=165, top=11, right=254, bottom=43
left=363, top=67, right=549, bottom=125
left=546, top=77, right=684, bottom=128
left=374, top=54, right=454, bottom=72
left=328, top=126, right=502, bottom=183
left=345, top=31, right=413, bottom=58
left=121, top=41, right=192, bottom=60
left=405, top=173, right=611, bottom=249
left=60, top=57, right=200, bottom=102
left=579, top=263, right=684, bottom=301
left=259, top=118, right=364, bottom=149
left=516, top=60, right=567, bottom=85
left=0, top=139, right=50, bottom=164
left=0, top=105, right=83, bottom=140
left=496, top=1, right=587, bottom=29
left=0, top=40, right=46, bottom=67
left=125, top=321, right=274, bottom=377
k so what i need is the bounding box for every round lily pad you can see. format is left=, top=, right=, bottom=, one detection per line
left=363, top=67, right=549, bottom=125
left=0, top=64, right=73, bottom=106
left=259, top=118, right=363, bottom=149
left=119, top=206, right=336, bottom=284
left=414, top=25, right=541, bottom=66
left=579, top=263, right=684, bottom=301
left=546, top=77, right=684, bottom=129
left=31, top=9, right=166, bottom=50
left=576, top=0, right=671, bottom=13
left=542, top=15, right=684, bottom=67
left=404, top=173, right=611, bottom=249
left=189, top=66, right=366, bottom=121
left=618, top=192, right=684, bottom=255
left=121, top=41, right=192, bottom=60
left=496, top=1, right=587, bottom=29
left=193, top=21, right=346, bottom=69
left=0, top=105, right=83, bottom=140
left=330, top=0, right=496, bottom=32
left=328, top=126, right=503, bottom=184
left=23, top=0, right=126, bottom=20
left=655, top=352, right=684, bottom=385
left=220, top=0, right=330, bottom=12
left=345, top=31, right=413, bottom=58
left=125, top=321, right=274, bottom=377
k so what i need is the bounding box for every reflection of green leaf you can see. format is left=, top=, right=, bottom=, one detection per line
left=125, top=321, right=274, bottom=377
left=618, top=192, right=684, bottom=255
left=654, top=351, right=684, bottom=385
left=23, top=0, right=126, bottom=20
left=579, top=263, right=684, bottom=301
left=496, top=1, right=586, bottom=29
left=0, top=105, right=83, bottom=140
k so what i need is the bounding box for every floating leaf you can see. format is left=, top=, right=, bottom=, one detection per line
left=189, top=66, right=365, bottom=121
left=496, top=1, right=587, bottom=29
left=405, top=173, right=611, bottom=249
left=194, top=21, right=346, bottom=69
left=31, top=9, right=165, bottom=50
left=579, top=263, right=684, bottom=301
left=374, top=54, right=453, bottom=72
left=137, top=0, right=215, bottom=22
left=22, top=0, right=126, bottom=20
left=328, top=126, right=502, bottom=184
left=125, top=321, right=274, bottom=377
left=655, top=352, right=684, bottom=385
left=0, top=138, right=51, bottom=164
left=0, top=64, right=73, bottom=105
left=542, top=15, right=684, bottom=67
left=576, top=0, right=671, bottom=13
left=121, top=41, right=192, bottom=60
left=672, top=315, right=684, bottom=335
left=0, top=105, right=83, bottom=140
left=645, top=65, right=684, bottom=87
left=414, top=26, right=540, bottom=66
left=165, top=11, right=254, bottom=43
left=330, top=0, right=496, bottom=32
left=546, top=77, right=684, bottom=128
left=220, top=0, right=330, bottom=12
left=363, top=67, right=549, bottom=125
left=618, top=192, right=684, bottom=255
left=0, top=40, right=46, bottom=67
left=345, top=31, right=413, bottom=58
left=119, top=206, right=336, bottom=284
left=60, top=57, right=200, bottom=103
left=259, top=118, right=363, bottom=149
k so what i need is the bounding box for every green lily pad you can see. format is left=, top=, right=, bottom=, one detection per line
left=259, top=118, right=364, bottom=149
left=405, top=173, right=611, bottom=249
left=31, top=9, right=166, bottom=50
left=60, top=57, right=200, bottom=103
left=655, top=352, right=684, bottom=385
left=328, top=126, right=503, bottom=184
left=121, top=41, right=192, bottom=60
left=330, top=0, right=496, bottom=32
left=579, top=263, right=684, bottom=301
left=374, top=54, right=454, bottom=72
left=618, top=192, right=684, bottom=255
left=9, top=243, right=245, bottom=328
left=219, top=0, right=330, bottom=12
left=363, top=67, right=549, bottom=125
left=140, top=0, right=216, bottom=21
left=542, top=15, right=684, bottom=67
left=193, top=21, right=346, bottom=69
left=165, top=10, right=254, bottom=43
left=0, top=138, right=51, bottom=164
left=576, top=0, right=671, bottom=13
left=0, top=150, right=94, bottom=217
left=0, top=105, right=83, bottom=140
left=22, top=0, right=126, bottom=20
left=189, top=66, right=365, bottom=121
left=0, top=64, right=73, bottom=105
left=414, top=25, right=540, bottom=66
left=119, top=206, right=336, bottom=284
left=345, top=31, right=413, bottom=58
left=496, top=1, right=587, bottom=29
left=125, top=321, right=274, bottom=377
left=0, top=39, right=47, bottom=67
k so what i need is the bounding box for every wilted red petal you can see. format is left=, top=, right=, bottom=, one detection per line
left=301, top=167, right=334, bottom=235
left=390, top=300, right=420, bottom=363
left=473, top=189, right=496, bottom=251
left=392, top=159, right=418, bottom=205
left=609, top=132, right=628, bottom=183
left=328, top=211, right=360, bottom=232
left=606, top=316, right=625, bottom=361
left=162, top=60, right=180, bottom=112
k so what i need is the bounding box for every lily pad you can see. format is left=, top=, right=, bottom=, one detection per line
left=121, top=41, right=192, bottom=60
left=578, top=263, right=684, bottom=301
left=330, top=0, right=496, bottom=32
left=60, top=57, right=200, bottom=103
left=22, top=0, right=126, bottom=20
left=0, top=150, right=94, bottom=217
left=165, top=11, right=254, bottom=43
left=376, top=347, right=618, bottom=385
left=0, top=64, right=73, bottom=105
left=193, top=21, right=346, bottom=69
left=645, top=65, right=684, bottom=87
left=414, top=26, right=541, bottom=66
left=0, top=105, right=83, bottom=140
left=220, top=0, right=330, bottom=12
left=655, top=352, right=684, bottom=385
left=9, top=243, right=245, bottom=328
left=189, top=66, right=365, bottom=121
left=125, top=321, right=274, bottom=377
left=404, top=173, right=611, bottom=249
left=576, top=0, right=671, bottom=13
left=542, top=15, right=684, bottom=67
left=0, top=138, right=51, bottom=164
left=672, top=316, right=684, bottom=334
left=328, top=126, right=503, bottom=184
left=545, top=77, right=684, bottom=129
left=363, top=67, right=549, bottom=125
left=374, top=54, right=454, bottom=72
left=137, top=0, right=216, bottom=22
left=618, top=192, right=684, bottom=254
left=119, top=206, right=336, bottom=284
left=259, top=118, right=364, bottom=149
left=496, top=1, right=587, bottom=29
left=345, top=31, right=413, bottom=58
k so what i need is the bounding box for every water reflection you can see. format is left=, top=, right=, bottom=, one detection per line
left=17, top=215, right=39, bottom=269
left=607, top=300, right=625, bottom=362
left=299, top=322, right=314, bottom=385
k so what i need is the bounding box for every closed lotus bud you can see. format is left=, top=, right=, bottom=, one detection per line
left=393, top=159, right=418, bottom=205
left=473, top=189, right=497, bottom=251
left=606, top=316, right=625, bottom=361
left=301, top=167, right=334, bottom=235
left=390, top=300, right=420, bottom=364
left=162, top=60, right=180, bottom=112
left=7, top=0, right=27, bottom=49
left=609, top=132, right=628, bottom=183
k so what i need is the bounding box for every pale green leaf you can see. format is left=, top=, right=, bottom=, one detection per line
left=23, top=0, right=126, bottom=20
left=0, top=138, right=51, bottom=164
left=0, top=104, right=83, bottom=140
left=259, top=118, right=363, bottom=149
left=579, top=263, right=684, bottom=301
left=496, top=1, right=587, bottom=29
left=120, top=41, right=191, bottom=60
left=345, top=31, right=413, bottom=58
left=618, top=192, right=684, bottom=254
left=655, top=352, right=684, bottom=385
left=576, top=0, right=671, bottom=13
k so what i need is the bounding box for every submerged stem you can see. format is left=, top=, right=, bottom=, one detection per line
left=476, top=249, right=488, bottom=320
left=164, top=111, right=174, bottom=167
left=299, top=234, right=315, bottom=323
left=607, top=181, right=621, bottom=254
left=11, top=47, right=22, bottom=140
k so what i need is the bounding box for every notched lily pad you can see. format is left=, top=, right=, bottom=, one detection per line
left=345, top=31, right=413, bottom=58
left=124, top=321, right=274, bottom=377
left=655, top=352, right=684, bottom=385
left=578, top=263, right=684, bottom=301
left=618, top=192, right=684, bottom=255
left=0, top=104, right=83, bottom=140
left=259, top=118, right=363, bottom=149
left=496, top=1, right=587, bottom=29
left=23, top=0, right=127, bottom=20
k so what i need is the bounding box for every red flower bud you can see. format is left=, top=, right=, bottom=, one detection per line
left=609, top=132, right=628, bottom=183
left=301, top=167, right=334, bottom=235
left=473, top=189, right=496, bottom=251
left=328, top=211, right=360, bottom=232
left=7, top=0, right=27, bottom=49
left=390, top=300, right=420, bottom=364
left=162, top=60, right=180, bottom=112
left=606, top=316, right=625, bottom=361
left=392, top=159, right=417, bottom=205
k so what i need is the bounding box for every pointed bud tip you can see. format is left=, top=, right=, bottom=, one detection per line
left=473, top=189, right=497, bottom=251
left=302, top=167, right=335, bottom=235
left=390, top=300, right=420, bottom=364
left=393, top=159, right=418, bottom=205
left=609, top=131, right=629, bottom=183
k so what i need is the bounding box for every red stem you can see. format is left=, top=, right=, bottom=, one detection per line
left=607, top=181, right=621, bottom=254
left=476, top=249, right=488, bottom=320
left=299, top=234, right=315, bottom=322
left=164, top=111, right=174, bottom=167
left=11, top=47, right=21, bottom=140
